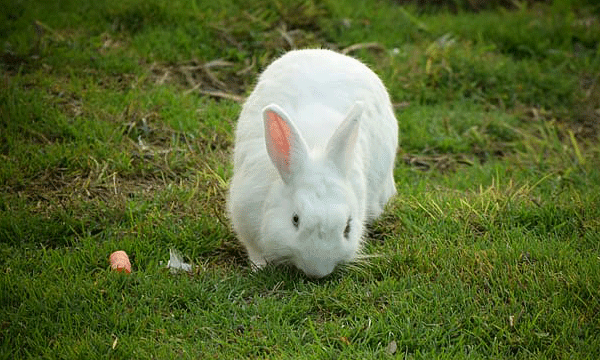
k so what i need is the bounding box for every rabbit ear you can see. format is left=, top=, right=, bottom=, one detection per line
left=325, top=101, right=363, bottom=176
left=263, top=104, right=309, bottom=184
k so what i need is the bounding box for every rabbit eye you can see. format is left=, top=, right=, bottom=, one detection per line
left=344, top=217, right=351, bottom=239
left=292, top=214, right=300, bottom=229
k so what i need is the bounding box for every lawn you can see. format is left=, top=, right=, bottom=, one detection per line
left=1, top=0, right=599, bottom=358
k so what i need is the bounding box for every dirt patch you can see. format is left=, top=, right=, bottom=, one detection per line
left=394, top=0, right=552, bottom=12
left=148, top=59, right=249, bottom=103
left=402, top=153, right=476, bottom=173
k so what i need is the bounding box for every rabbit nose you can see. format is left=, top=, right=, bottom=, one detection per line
left=305, top=269, right=329, bottom=279
left=302, top=262, right=337, bottom=279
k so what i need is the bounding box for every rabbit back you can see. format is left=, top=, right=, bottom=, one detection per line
left=228, top=49, right=398, bottom=267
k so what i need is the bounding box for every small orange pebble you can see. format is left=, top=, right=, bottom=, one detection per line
left=109, top=251, right=132, bottom=273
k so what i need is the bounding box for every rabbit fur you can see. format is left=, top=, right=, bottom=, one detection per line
left=227, top=49, right=398, bottom=278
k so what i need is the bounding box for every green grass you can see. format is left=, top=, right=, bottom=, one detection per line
left=1, top=0, right=600, bottom=358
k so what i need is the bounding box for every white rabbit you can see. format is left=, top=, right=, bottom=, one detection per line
left=227, top=49, right=398, bottom=278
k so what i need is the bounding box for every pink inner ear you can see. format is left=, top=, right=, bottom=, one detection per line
left=266, top=111, right=292, bottom=166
